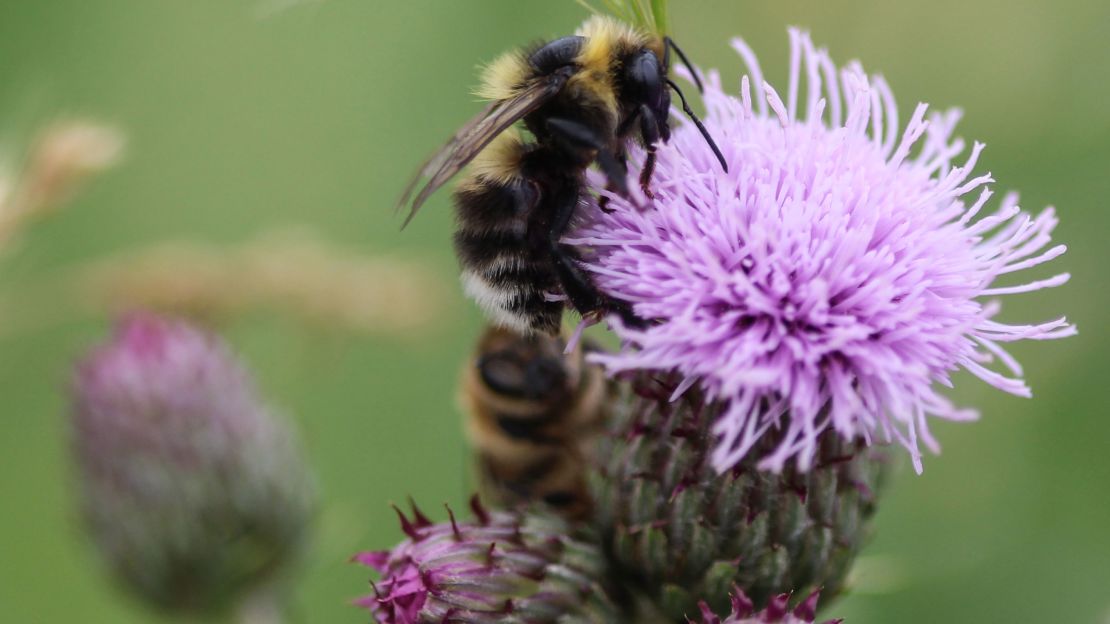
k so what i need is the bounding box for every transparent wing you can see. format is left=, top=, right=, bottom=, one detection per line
left=395, top=100, right=499, bottom=216
left=397, top=73, right=570, bottom=228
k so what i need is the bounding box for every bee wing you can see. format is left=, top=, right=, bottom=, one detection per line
left=398, top=73, right=570, bottom=228
left=395, top=99, right=500, bottom=216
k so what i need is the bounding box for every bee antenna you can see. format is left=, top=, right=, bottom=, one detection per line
left=666, top=78, right=728, bottom=173
left=664, top=36, right=705, bottom=94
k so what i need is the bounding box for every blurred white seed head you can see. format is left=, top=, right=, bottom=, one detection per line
left=72, top=227, right=447, bottom=335
left=0, top=120, right=123, bottom=248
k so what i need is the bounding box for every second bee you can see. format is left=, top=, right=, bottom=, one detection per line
left=458, top=326, right=610, bottom=519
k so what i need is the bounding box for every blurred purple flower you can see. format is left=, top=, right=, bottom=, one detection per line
left=569, top=30, right=1075, bottom=473
left=71, top=313, right=313, bottom=615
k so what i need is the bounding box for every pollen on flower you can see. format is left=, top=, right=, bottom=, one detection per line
left=568, top=29, right=1075, bottom=474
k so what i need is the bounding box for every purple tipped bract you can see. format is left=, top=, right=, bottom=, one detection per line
left=693, top=587, right=840, bottom=624
left=353, top=499, right=618, bottom=623
left=569, top=30, right=1074, bottom=473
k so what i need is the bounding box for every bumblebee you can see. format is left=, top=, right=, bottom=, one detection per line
left=399, top=1, right=727, bottom=335
left=458, top=325, right=610, bottom=519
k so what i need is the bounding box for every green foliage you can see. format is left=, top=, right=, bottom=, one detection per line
left=576, top=0, right=670, bottom=35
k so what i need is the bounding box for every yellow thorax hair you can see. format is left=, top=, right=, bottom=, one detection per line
left=574, top=14, right=649, bottom=75
left=475, top=50, right=530, bottom=101
left=474, top=7, right=662, bottom=103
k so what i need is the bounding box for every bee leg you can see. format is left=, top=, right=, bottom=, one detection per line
left=546, top=184, right=646, bottom=329
left=598, top=150, right=629, bottom=214
left=640, top=151, right=657, bottom=199
left=637, top=104, right=662, bottom=198
left=545, top=117, right=629, bottom=197
left=596, top=146, right=629, bottom=214
left=598, top=192, right=614, bottom=213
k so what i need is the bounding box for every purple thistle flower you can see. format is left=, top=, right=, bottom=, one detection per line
left=71, top=313, right=314, bottom=616
left=568, top=30, right=1075, bottom=473
left=692, top=587, right=841, bottom=624
left=354, top=498, right=619, bottom=623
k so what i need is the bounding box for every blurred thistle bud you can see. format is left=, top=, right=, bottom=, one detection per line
left=70, top=313, right=314, bottom=617
left=354, top=497, right=621, bottom=623
left=590, top=375, right=885, bottom=621
left=693, top=587, right=841, bottom=624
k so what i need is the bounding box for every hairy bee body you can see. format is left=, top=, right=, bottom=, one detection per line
left=400, top=14, right=725, bottom=335
left=453, top=18, right=657, bottom=335
left=459, top=326, right=609, bottom=519
left=454, top=132, right=569, bottom=335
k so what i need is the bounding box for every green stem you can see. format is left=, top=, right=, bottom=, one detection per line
left=651, top=0, right=669, bottom=35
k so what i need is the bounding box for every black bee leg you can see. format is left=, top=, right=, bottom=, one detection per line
left=638, top=104, right=661, bottom=198
left=617, top=109, right=641, bottom=137
left=546, top=184, right=646, bottom=329
left=545, top=117, right=629, bottom=197
left=640, top=151, right=657, bottom=199
left=598, top=150, right=628, bottom=214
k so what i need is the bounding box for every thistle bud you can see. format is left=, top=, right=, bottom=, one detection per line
left=354, top=497, right=621, bottom=623
left=70, top=313, right=314, bottom=616
left=590, top=376, right=885, bottom=621
left=693, top=587, right=841, bottom=624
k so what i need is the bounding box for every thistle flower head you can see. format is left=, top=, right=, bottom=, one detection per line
left=71, top=313, right=314, bottom=615
left=570, top=30, right=1075, bottom=473
left=354, top=498, right=619, bottom=623
left=590, top=375, right=884, bottom=620
left=693, top=587, right=840, bottom=624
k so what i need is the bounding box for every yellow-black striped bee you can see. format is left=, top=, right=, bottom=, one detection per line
left=458, top=325, right=610, bottom=519
left=399, top=0, right=726, bottom=335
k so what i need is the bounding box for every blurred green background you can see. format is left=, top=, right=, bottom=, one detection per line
left=0, top=0, right=1106, bottom=622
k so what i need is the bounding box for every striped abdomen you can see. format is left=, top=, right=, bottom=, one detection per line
left=459, top=326, right=610, bottom=520
left=452, top=134, right=563, bottom=335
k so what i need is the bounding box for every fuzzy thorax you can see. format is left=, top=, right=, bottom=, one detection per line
left=475, top=15, right=650, bottom=105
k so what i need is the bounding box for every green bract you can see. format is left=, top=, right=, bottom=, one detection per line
left=590, top=375, right=886, bottom=620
